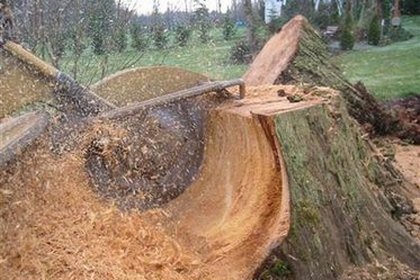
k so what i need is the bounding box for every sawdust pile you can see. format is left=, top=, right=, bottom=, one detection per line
left=85, top=93, right=226, bottom=211
left=0, top=87, right=297, bottom=279
left=0, top=139, right=210, bottom=279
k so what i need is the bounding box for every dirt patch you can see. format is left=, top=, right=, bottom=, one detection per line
left=385, top=94, right=420, bottom=132
left=394, top=144, right=420, bottom=188
left=393, top=143, right=420, bottom=240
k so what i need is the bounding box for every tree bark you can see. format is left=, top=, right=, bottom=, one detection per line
left=254, top=92, right=420, bottom=279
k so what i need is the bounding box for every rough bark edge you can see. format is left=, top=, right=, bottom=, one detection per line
left=254, top=96, right=419, bottom=279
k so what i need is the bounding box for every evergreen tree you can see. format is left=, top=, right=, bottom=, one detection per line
left=222, top=10, right=236, bottom=40
left=340, top=4, right=355, bottom=50
left=175, top=25, right=192, bottom=46
left=151, top=1, right=168, bottom=49
left=381, top=0, right=392, bottom=35
left=367, top=14, right=381, bottom=45
left=194, top=0, right=211, bottom=43
left=152, top=25, right=168, bottom=49
left=88, top=0, right=116, bottom=55
left=130, top=23, right=149, bottom=51
left=115, top=27, right=127, bottom=52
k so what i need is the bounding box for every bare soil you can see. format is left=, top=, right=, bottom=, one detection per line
left=385, top=95, right=420, bottom=133
left=394, top=143, right=420, bottom=240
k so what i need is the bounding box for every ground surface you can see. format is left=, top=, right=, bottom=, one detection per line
left=333, top=16, right=420, bottom=100
left=394, top=143, right=420, bottom=242
left=385, top=95, right=420, bottom=129
left=340, top=257, right=420, bottom=280
left=60, top=28, right=248, bottom=85
left=395, top=144, right=420, bottom=188
left=341, top=141, right=420, bottom=279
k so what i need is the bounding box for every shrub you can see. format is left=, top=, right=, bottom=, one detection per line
left=175, top=25, right=192, bottom=47
left=152, top=24, right=168, bottom=49
left=389, top=26, right=413, bottom=42
left=222, top=11, right=236, bottom=40
left=340, top=11, right=355, bottom=50
left=229, top=40, right=251, bottom=64
left=367, top=14, right=381, bottom=45
left=270, top=260, right=292, bottom=277
left=114, top=28, right=127, bottom=52
left=130, top=24, right=150, bottom=51
left=402, top=0, right=420, bottom=15
left=194, top=1, right=211, bottom=43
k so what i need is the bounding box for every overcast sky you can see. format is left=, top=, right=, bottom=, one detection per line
left=120, top=0, right=233, bottom=15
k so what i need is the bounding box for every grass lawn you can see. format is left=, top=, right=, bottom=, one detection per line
left=332, top=16, right=420, bottom=101
left=60, top=28, right=248, bottom=86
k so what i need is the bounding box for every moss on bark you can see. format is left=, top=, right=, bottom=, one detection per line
left=255, top=96, right=420, bottom=279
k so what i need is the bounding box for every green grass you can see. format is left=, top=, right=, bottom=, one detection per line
left=60, top=27, right=248, bottom=86
left=332, top=16, right=420, bottom=100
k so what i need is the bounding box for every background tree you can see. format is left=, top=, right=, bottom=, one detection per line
left=112, top=0, right=133, bottom=53
left=88, top=0, right=116, bottom=55
left=194, top=0, right=211, bottom=43
left=243, top=0, right=259, bottom=52
left=151, top=0, right=168, bottom=49
left=340, top=2, right=356, bottom=50
left=130, top=23, right=150, bottom=51
left=68, top=0, right=88, bottom=80
left=367, top=13, right=381, bottom=45
left=402, top=0, right=420, bottom=15
left=222, top=9, right=236, bottom=40
left=114, top=27, right=127, bottom=52
left=175, top=24, right=192, bottom=46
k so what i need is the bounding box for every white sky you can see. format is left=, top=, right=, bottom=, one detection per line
left=120, top=0, right=233, bottom=15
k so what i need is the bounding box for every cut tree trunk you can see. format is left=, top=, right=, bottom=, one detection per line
left=254, top=87, right=420, bottom=279
left=244, top=15, right=420, bottom=144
